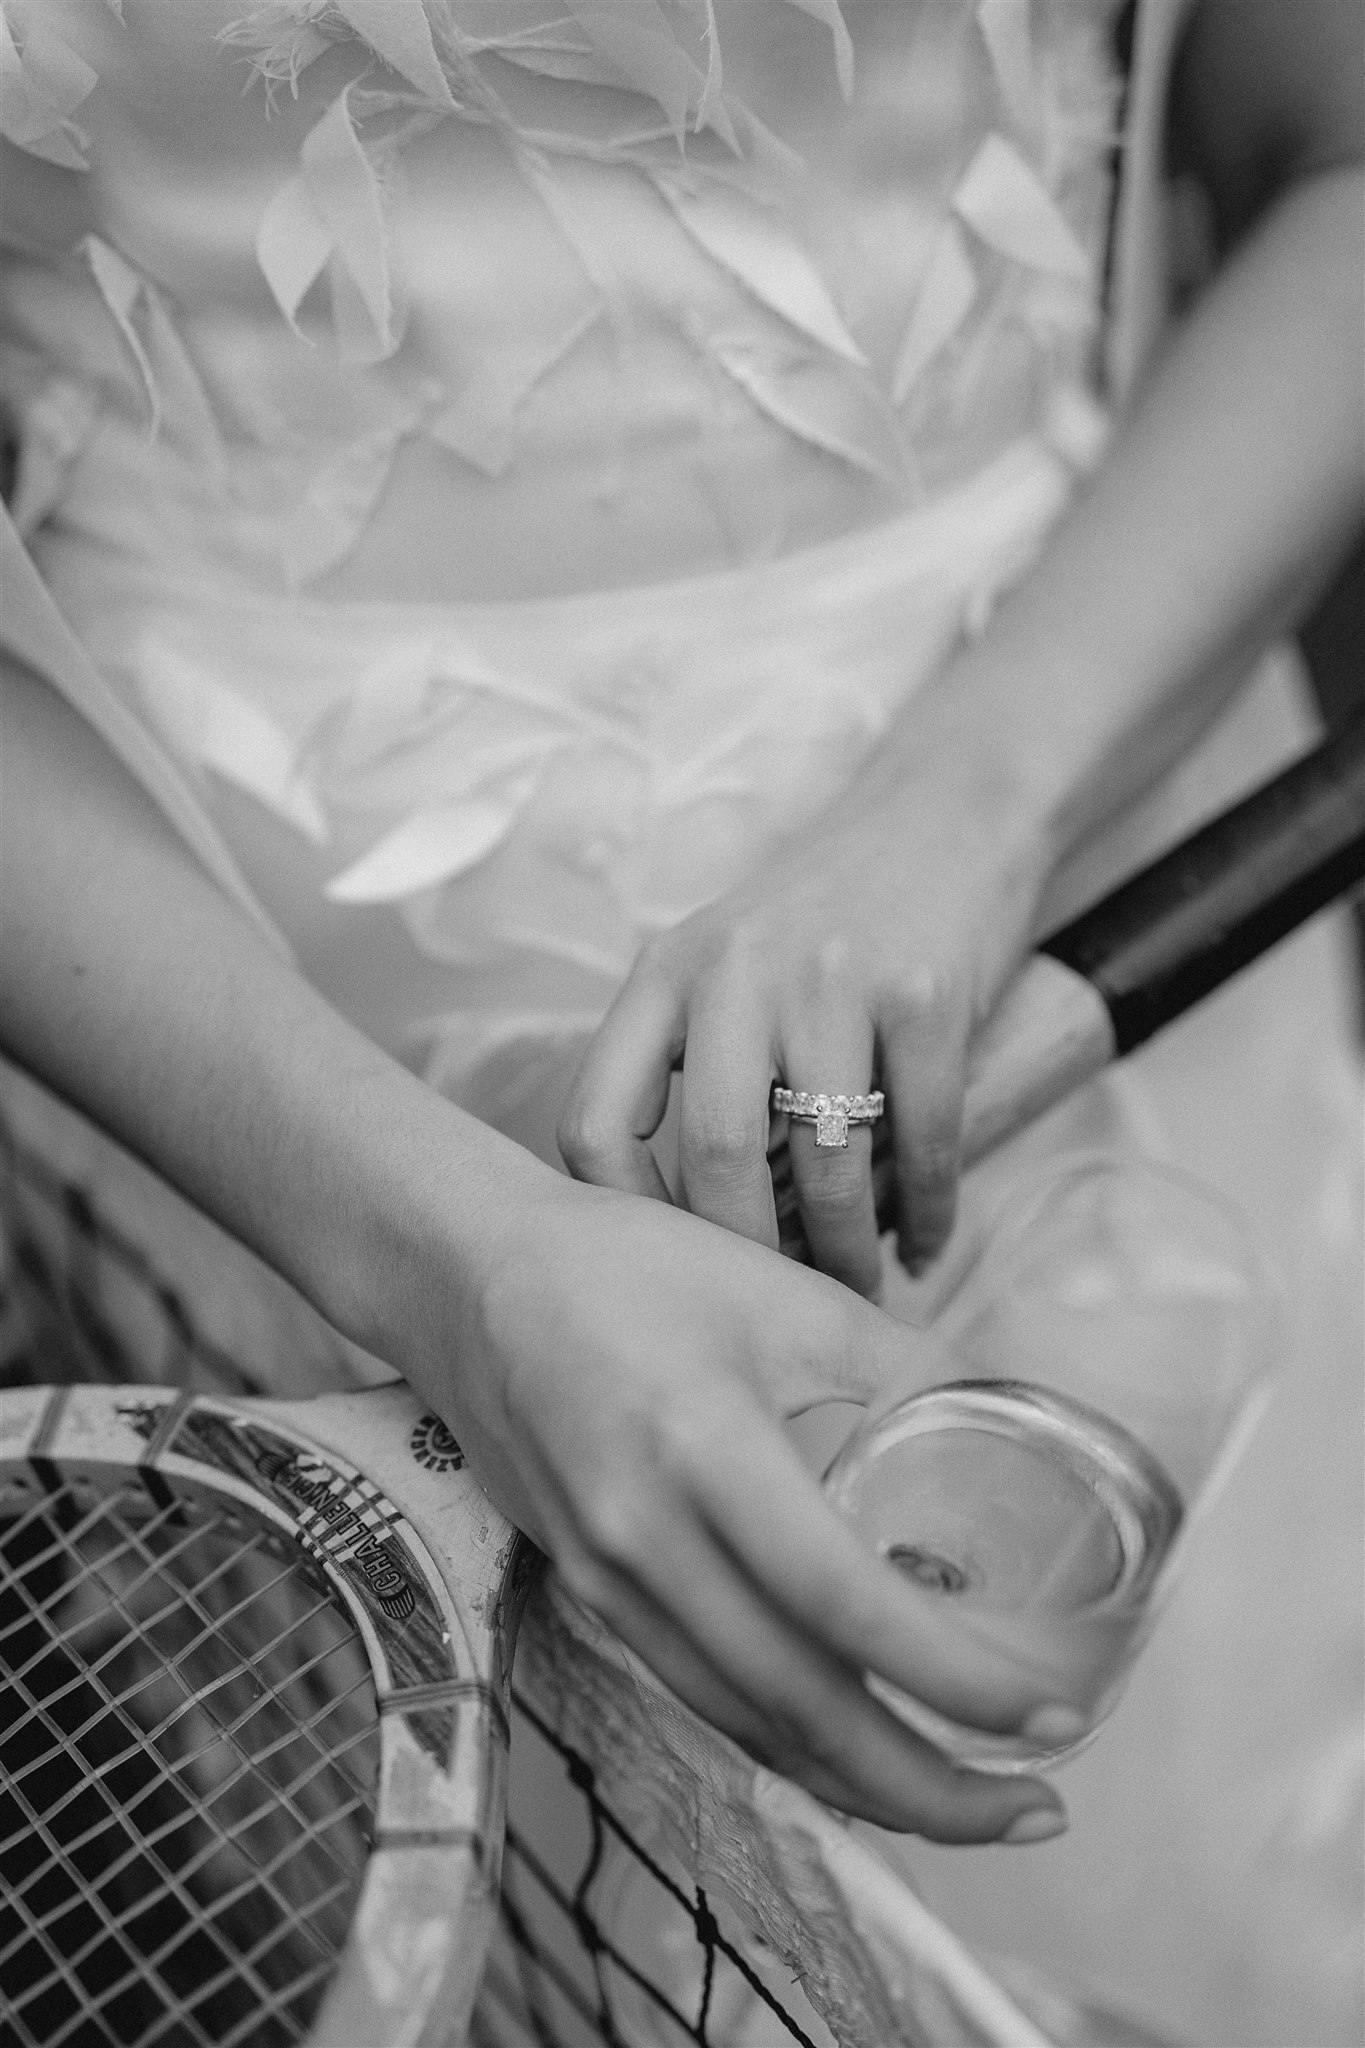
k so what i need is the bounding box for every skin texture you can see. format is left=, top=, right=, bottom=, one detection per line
left=562, top=0, right=1365, bottom=1293
left=2, top=0, right=1362, bottom=1838
left=0, top=664, right=1071, bottom=1837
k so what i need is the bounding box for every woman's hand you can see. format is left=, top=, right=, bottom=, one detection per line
left=559, top=718, right=1052, bottom=1296
left=563, top=0, right=1365, bottom=1300
left=411, top=1167, right=1072, bottom=1841
left=2, top=660, right=1067, bottom=1843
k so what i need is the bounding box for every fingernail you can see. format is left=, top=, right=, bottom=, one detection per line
left=1023, top=1704, right=1089, bottom=1748
left=1001, top=1806, right=1068, bottom=1846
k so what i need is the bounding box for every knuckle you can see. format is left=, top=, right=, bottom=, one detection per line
left=556, top=1100, right=616, bottom=1178
left=640, top=910, right=747, bottom=991
left=713, top=915, right=769, bottom=980
left=803, top=930, right=856, bottom=999
left=577, top=1480, right=653, bottom=1568
left=801, top=1186, right=869, bottom=1244
left=905, top=1132, right=960, bottom=1186
left=887, top=959, right=956, bottom=1028
left=799, top=1155, right=868, bottom=1216
left=699, top=919, right=779, bottom=1009
left=652, top=1392, right=736, bottom=1482
left=900, top=1118, right=963, bottom=1196
left=632, top=928, right=681, bottom=987
left=681, top=1106, right=759, bottom=1185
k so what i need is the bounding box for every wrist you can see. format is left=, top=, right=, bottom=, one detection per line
left=302, top=1060, right=565, bottom=1385
left=869, top=662, right=1067, bottom=897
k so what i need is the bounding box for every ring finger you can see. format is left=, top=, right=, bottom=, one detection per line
left=778, top=1020, right=883, bottom=1298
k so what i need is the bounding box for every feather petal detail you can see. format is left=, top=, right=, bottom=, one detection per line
left=891, top=220, right=978, bottom=403
left=137, top=639, right=329, bottom=842
left=426, top=304, right=601, bottom=477
left=256, top=86, right=402, bottom=361
left=281, top=415, right=414, bottom=587
left=652, top=169, right=866, bottom=365
left=557, top=0, right=700, bottom=143
left=0, top=12, right=96, bottom=168
left=82, top=237, right=161, bottom=430
left=952, top=133, right=1091, bottom=281
left=775, top=0, right=853, bottom=100
left=707, top=332, right=907, bottom=487
left=256, top=174, right=335, bottom=339
left=325, top=774, right=542, bottom=901
left=333, top=0, right=456, bottom=107
left=301, top=87, right=396, bottom=349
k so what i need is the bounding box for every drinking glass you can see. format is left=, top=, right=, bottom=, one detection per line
left=823, top=1153, right=1280, bottom=1771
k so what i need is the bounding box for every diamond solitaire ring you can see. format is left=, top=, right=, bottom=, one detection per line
left=770, top=1088, right=885, bottom=1149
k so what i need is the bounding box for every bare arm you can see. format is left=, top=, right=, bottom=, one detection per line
left=936, top=0, right=1364, bottom=863
left=564, top=0, right=1365, bottom=1291
left=0, top=654, right=1069, bottom=1840
left=0, top=643, right=549, bottom=1400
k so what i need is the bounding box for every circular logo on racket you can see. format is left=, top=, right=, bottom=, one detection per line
left=409, top=1413, right=465, bottom=1473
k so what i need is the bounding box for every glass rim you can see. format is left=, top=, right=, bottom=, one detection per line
left=822, top=1374, right=1190, bottom=1626
left=958, top=1145, right=1287, bottom=1342
left=826, top=1149, right=1286, bottom=1632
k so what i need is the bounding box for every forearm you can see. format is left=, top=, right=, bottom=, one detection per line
left=0, top=657, right=553, bottom=1367
left=879, top=160, right=1364, bottom=875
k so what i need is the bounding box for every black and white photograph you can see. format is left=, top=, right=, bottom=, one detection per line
left=1, top=4, right=1361, bottom=2044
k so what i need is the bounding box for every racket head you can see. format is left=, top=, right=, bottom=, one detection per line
left=0, top=1380, right=529, bottom=2048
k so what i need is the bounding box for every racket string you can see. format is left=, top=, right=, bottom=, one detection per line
left=3, top=1488, right=377, bottom=1905
left=1, top=1469, right=382, bottom=2048
left=4, top=1118, right=855, bottom=2048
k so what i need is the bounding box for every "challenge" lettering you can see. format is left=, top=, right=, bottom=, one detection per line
left=256, top=1447, right=417, bottom=1622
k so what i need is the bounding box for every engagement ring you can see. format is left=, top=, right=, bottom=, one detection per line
left=770, top=1087, right=885, bottom=1149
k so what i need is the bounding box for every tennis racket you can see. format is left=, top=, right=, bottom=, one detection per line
left=0, top=1375, right=529, bottom=2048
left=3, top=717, right=1362, bottom=2048
left=0, top=1370, right=1070, bottom=2048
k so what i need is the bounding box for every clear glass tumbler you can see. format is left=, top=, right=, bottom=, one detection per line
left=823, top=1153, right=1280, bottom=1771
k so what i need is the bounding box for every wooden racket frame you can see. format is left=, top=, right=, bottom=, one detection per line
left=0, top=1378, right=531, bottom=2048
left=1, top=1378, right=1062, bottom=2048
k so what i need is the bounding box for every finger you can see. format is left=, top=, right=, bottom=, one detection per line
left=682, top=1375, right=1093, bottom=1730
left=555, top=1493, right=1063, bottom=1841
left=780, top=1013, right=882, bottom=1296
left=881, top=987, right=969, bottom=1275
left=560, top=960, right=681, bottom=1200
left=676, top=984, right=780, bottom=1248
left=785, top=1115, right=883, bottom=1296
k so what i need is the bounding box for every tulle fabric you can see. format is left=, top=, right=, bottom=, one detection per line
left=30, top=428, right=1087, bottom=1142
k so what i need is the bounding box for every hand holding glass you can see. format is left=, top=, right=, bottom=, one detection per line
left=823, top=1156, right=1280, bottom=1770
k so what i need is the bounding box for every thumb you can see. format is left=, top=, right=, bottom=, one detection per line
left=770, top=1276, right=959, bottom=1417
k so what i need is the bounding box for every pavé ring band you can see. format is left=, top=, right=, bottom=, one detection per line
left=770, top=1087, right=885, bottom=1149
